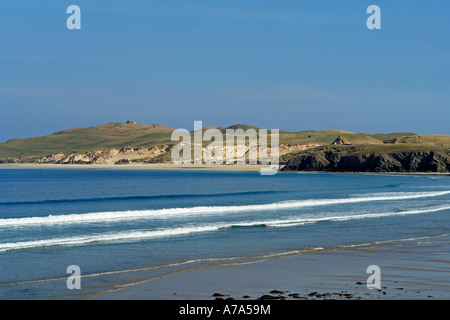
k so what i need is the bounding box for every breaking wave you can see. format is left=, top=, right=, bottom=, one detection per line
left=1, top=190, right=449, bottom=228
left=1, top=204, right=449, bottom=252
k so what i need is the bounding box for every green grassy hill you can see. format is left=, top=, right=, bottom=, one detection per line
left=386, top=134, right=450, bottom=146
left=0, top=122, right=174, bottom=159
left=1, top=121, right=449, bottom=163
left=276, top=130, right=414, bottom=145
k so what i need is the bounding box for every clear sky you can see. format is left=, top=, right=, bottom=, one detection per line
left=0, top=0, right=449, bottom=141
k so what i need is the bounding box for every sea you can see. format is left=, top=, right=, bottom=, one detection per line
left=0, top=168, right=449, bottom=299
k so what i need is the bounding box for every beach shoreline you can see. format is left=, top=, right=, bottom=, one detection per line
left=1, top=163, right=449, bottom=175
left=96, top=235, right=450, bottom=300
left=0, top=163, right=265, bottom=171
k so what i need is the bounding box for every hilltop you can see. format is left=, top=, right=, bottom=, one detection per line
left=0, top=121, right=449, bottom=172
left=0, top=122, right=175, bottom=160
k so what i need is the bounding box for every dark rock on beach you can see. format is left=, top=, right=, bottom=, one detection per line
left=257, top=294, right=286, bottom=300
left=212, top=293, right=229, bottom=297
left=269, top=290, right=284, bottom=295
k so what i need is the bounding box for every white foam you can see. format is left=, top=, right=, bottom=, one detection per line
left=0, top=225, right=224, bottom=252
left=1, top=190, right=449, bottom=228
left=264, top=205, right=450, bottom=227
left=1, top=205, right=449, bottom=252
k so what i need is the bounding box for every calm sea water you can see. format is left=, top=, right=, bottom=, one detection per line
left=0, top=169, right=449, bottom=299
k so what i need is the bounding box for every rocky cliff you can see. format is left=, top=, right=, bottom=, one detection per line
left=281, top=147, right=450, bottom=173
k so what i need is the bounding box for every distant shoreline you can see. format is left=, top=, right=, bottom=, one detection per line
left=0, top=163, right=265, bottom=172
left=0, top=163, right=449, bottom=175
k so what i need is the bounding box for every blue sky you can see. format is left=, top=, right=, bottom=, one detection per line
left=0, top=0, right=449, bottom=141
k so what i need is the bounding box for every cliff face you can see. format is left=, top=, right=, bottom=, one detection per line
left=2, top=144, right=321, bottom=165
left=282, top=149, right=450, bottom=173
left=4, top=145, right=173, bottom=165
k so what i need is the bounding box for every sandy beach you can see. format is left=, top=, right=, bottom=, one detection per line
left=96, top=235, right=450, bottom=300
left=0, top=163, right=266, bottom=171
left=1, top=163, right=449, bottom=176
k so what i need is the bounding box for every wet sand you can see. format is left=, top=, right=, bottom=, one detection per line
left=97, top=236, right=450, bottom=300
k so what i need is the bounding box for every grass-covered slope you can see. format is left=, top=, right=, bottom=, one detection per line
left=0, top=122, right=174, bottom=159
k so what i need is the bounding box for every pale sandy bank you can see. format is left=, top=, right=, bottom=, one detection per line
left=0, top=163, right=267, bottom=172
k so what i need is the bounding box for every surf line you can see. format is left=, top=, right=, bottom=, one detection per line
left=0, top=190, right=448, bottom=228
left=1, top=204, right=449, bottom=252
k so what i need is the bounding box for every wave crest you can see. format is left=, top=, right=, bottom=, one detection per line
left=1, top=190, right=449, bottom=228
left=1, top=204, right=449, bottom=252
